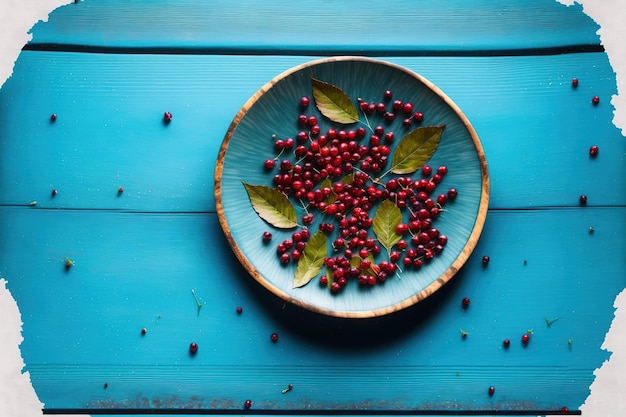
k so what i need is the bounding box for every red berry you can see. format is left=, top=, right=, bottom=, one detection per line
left=271, top=333, right=279, bottom=343
left=488, top=386, right=495, bottom=396
left=561, top=406, right=569, bottom=414
left=383, top=90, right=393, bottom=101
left=579, top=194, right=587, bottom=205
left=244, top=400, right=252, bottom=409
left=163, top=111, right=172, bottom=123
left=572, top=78, right=578, bottom=88
left=117, top=186, right=124, bottom=194
left=589, top=145, right=599, bottom=157
left=421, top=165, right=432, bottom=176
left=51, top=189, right=58, bottom=197
left=65, top=258, right=74, bottom=269
left=521, top=333, right=530, bottom=345
left=189, top=342, right=198, bottom=354
left=402, top=102, right=414, bottom=115
left=141, top=328, right=147, bottom=335
left=236, top=306, right=243, bottom=314
left=462, top=297, right=470, bottom=308
left=592, top=96, right=600, bottom=105
left=300, top=96, right=310, bottom=108
left=482, top=255, right=490, bottom=265
left=264, top=159, right=275, bottom=169
left=503, top=339, right=510, bottom=348
left=262, top=231, right=272, bottom=243
left=413, top=111, right=424, bottom=123
left=50, top=114, right=57, bottom=122
left=447, top=188, right=458, bottom=200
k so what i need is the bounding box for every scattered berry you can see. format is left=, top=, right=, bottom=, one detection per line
left=271, top=333, right=279, bottom=343
left=117, top=186, right=124, bottom=195
left=572, top=78, right=578, bottom=88
left=482, top=256, right=490, bottom=266
left=65, top=258, right=75, bottom=270
left=189, top=342, right=198, bottom=354
left=300, top=96, right=310, bottom=108
left=589, top=145, right=599, bottom=157
left=592, top=96, right=600, bottom=105
left=50, top=114, right=57, bottom=122
left=561, top=406, right=569, bottom=414
left=488, top=386, right=495, bottom=396
left=163, top=111, right=172, bottom=123
left=236, top=306, right=243, bottom=314
left=503, top=339, right=510, bottom=349
left=244, top=400, right=252, bottom=409
left=141, top=328, right=147, bottom=335
left=262, top=231, right=272, bottom=243
left=521, top=331, right=532, bottom=346
left=51, top=189, right=58, bottom=197
left=461, top=297, right=470, bottom=309
left=579, top=195, right=587, bottom=205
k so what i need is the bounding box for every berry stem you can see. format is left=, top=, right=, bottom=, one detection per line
left=191, top=289, right=206, bottom=316
left=545, top=317, right=559, bottom=327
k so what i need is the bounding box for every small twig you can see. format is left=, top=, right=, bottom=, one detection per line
left=545, top=317, right=559, bottom=327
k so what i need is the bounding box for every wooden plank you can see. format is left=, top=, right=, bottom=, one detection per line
left=0, top=52, right=623, bottom=211
left=28, top=0, right=602, bottom=53
left=2, top=207, right=624, bottom=411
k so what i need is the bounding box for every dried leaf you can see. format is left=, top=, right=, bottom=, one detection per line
left=242, top=182, right=297, bottom=229
left=293, top=230, right=328, bottom=288
left=373, top=199, right=403, bottom=253
left=391, top=125, right=446, bottom=175
left=311, top=77, right=359, bottom=124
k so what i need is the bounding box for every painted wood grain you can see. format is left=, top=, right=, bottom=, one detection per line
left=28, top=0, right=602, bottom=54
left=0, top=52, right=623, bottom=212
left=1, top=207, right=623, bottom=411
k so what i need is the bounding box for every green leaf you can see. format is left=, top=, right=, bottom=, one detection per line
left=242, top=182, right=297, bottom=229
left=311, top=77, right=359, bottom=124
left=373, top=199, right=403, bottom=253
left=350, top=253, right=377, bottom=276
left=390, top=125, right=446, bottom=175
left=293, top=230, right=328, bottom=288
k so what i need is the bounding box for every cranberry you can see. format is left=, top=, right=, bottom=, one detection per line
left=462, top=297, right=470, bottom=309
left=236, top=306, right=243, bottom=314
left=383, top=90, right=393, bottom=101
left=592, top=96, right=600, bottom=105
left=413, top=111, right=423, bottom=123
left=521, top=333, right=530, bottom=346
left=264, top=159, right=275, bottom=169
left=401, top=102, right=414, bottom=115
left=579, top=195, right=587, bottom=205
left=488, top=386, right=495, bottom=396
left=163, top=111, right=172, bottom=123
left=244, top=400, right=252, bottom=409
left=189, top=342, right=198, bottom=354
left=572, top=78, right=578, bottom=88
left=300, top=96, right=310, bottom=108
left=262, top=231, right=272, bottom=243
left=271, top=333, right=279, bottom=343
left=50, top=114, right=57, bottom=122
left=447, top=188, right=457, bottom=200
left=589, top=145, right=598, bottom=157
left=503, top=339, right=510, bottom=349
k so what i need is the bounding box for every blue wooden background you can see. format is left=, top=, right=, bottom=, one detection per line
left=0, top=1, right=625, bottom=416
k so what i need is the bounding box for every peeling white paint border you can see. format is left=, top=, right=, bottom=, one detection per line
left=0, top=1, right=624, bottom=416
